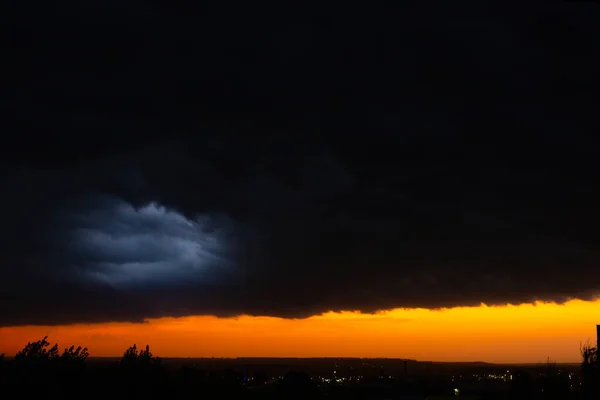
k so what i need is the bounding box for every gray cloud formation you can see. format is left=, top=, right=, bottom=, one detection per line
left=2, top=1, right=600, bottom=326
left=1, top=135, right=599, bottom=326
left=65, top=199, right=238, bottom=287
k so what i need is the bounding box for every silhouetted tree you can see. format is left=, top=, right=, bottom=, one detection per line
left=14, top=337, right=88, bottom=367
left=581, top=342, right=597, bottom=368
left=120, top=344, right=162, bottom=368
left=60, top=345, right=89, bottom=363
left=12, top=337, right=88, bottom=393
left=15, top=336, right=59, bottom=364
left=119, top=344, right=167, bottom=398
left=580, top=342, right=599, bottom=398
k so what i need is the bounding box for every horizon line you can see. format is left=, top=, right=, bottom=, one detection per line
left=38, top=356, right=580, bottom=365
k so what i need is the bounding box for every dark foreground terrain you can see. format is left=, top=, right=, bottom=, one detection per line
left=1, top=338, right=598, bottom=399
left=0, top=356, right=595, bottom=399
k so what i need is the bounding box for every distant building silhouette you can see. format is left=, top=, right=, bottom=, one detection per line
left=597, top=324, right=599, bottom=350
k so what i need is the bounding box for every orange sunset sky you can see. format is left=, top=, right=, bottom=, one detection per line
left=1, top=299, right=598, bottom=364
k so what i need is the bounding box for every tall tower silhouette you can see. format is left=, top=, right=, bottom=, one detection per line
left=597, top=324, right=599, bottom=350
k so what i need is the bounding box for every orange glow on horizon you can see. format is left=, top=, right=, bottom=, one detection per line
left=1, top=299, right=598, bottom=363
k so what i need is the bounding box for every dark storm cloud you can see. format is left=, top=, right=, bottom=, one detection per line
left=2, top=2, right=600, bottom=326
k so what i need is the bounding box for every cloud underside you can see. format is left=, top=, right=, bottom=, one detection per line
left=1, top=146, right=599, bottom=327
left=2, top=2, right=600, bottom=326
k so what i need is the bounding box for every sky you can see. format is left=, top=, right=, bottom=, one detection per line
left=1, top=300, right=599, bottom=363
left=2, top=2, right=600, bottom=362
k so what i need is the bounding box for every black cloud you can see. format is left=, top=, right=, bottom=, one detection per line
left=2, top=2, right=600, bottom=326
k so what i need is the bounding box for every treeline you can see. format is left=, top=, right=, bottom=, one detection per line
left=1, top=337, right=599, bottom=399
left=0, top=337, right=315, bottom=399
